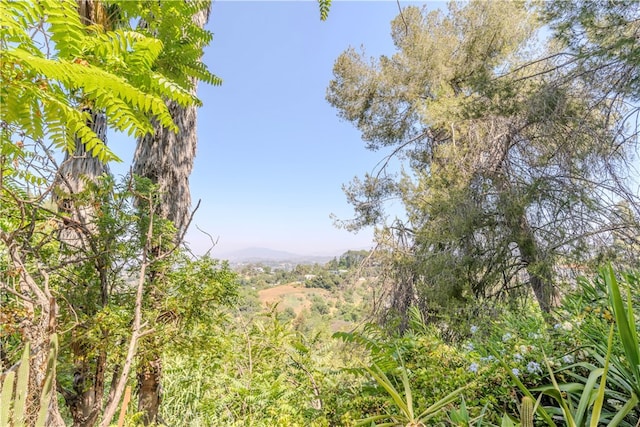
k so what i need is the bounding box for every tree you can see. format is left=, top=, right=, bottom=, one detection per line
left=53, top=3, right=121, bottom=424
left=1, top=1, right=212, bottom=425
left=130, top=1, right=220, bottom=422
left=326, top=0, right=640, bottom=322
left=132, top=1, right=219, bottom=238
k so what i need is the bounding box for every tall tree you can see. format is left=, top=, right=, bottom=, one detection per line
left=1, top=0, right=203, bottom=425
left=326, top=0, right=639, bottom=321
left=53, top=4, right=115, bottom=424
left=130, top=1, right=220, bottom=422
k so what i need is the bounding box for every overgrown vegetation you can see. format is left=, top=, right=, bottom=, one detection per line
left=1, top=0, right=639, bottom=426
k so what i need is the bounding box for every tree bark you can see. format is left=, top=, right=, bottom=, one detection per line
left=487, top=131, right=556, bottom=313
left=132, top=6, right=210, bottom=424
left=4, top=242, right=65, bottom=427
left=55, top=108, right=110, bottom=426
left=499, top=186, right=556, bottom=313
left=137, top=359, right=162, bottom=425
left=514, top=213, right=555, bottom=313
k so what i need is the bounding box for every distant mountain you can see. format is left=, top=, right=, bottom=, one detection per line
left=220, top=247, right=335, bottom=264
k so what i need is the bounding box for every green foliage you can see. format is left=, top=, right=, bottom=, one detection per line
left=327, top=0, right=640, bottom=321
left=310, top=294, right=330, bottom=315
left=306, top=271, right=341, bottom=290
left=490, top=267, right=640, bottom=426
left=327, top=250, right=370, bottom=270
left=334, top=323, right=496, bottom=425
left=151, top=263, right=640, bottom=426
left=562, top=271, right=639, bottom=412
left=113, top=0, right=221, bottom=90
left=4, top=1, right=640, bottom=425
left=447, top=396, right=494, bottom=427
left=1, top=0, right=177, bottom=162
left=501, top=328, right=616, bottom=426
left=1, top=0, right=220, bottom=167
left=161, top=310, right=337, bottom=426
left=318, top=0, right=332, bottom=21
left=355, top=357, right=468, bottom=426
left=543, top=0, right=640, bottom=99
left=603, top=267, right=640, bottom=397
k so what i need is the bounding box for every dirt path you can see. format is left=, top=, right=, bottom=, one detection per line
left=258, top=283, right=331, bottom=315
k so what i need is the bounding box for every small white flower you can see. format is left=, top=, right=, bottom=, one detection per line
left=512, top=368, right=520, bottom=377
left=470, top=325, right=479, bottom=334
left=502, top=332, right=513, bottom=342
left=527, top=361, right=542, bottom=374
left=562, top=322, right=573, bottom=331
left=469, top=362, right=479, bottom=373
left=554, top=323, right=563, bottom=329
left=463, top=342, right=475, bottom=352
left=514, top=353, right=524, bottom=362
left=562, top=355, right=574, bottom=364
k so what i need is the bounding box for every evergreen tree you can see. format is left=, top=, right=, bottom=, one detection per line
left=327, top=0, right=640, bottom=321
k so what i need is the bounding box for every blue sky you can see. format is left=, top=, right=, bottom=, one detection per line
left=107, top=2, right=640, bottom=257
left=112, top=1, right=430, bottom=256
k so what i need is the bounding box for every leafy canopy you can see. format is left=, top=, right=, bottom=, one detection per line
left=0, top=0, right=219, bottom=164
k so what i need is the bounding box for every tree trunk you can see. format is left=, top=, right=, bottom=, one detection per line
left=513, top=214, right=555, bottom=313
left=137, top=359, right=162, bottom=425
left=132, top=98, right=197, bottom=238
left=55, top=108, right=110, bottom=426
left=55, top=3, right=114, bottom=422
left=132, top=6, right=210, bottom=423
left=4, top=242, right=65, bottom=427
left=500, top=190, right=556, bottom=313
left=488, top=132, right=557, bottom=314
left=56, top=109, right=109, bottom=241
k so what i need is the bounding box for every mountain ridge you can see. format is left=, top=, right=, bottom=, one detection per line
left=218, top=246, right=338, bottom=263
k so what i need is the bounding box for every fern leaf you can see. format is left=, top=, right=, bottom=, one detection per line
left=45, top=0, right=86, bottom=59
left=9, top=48, right=177, bottom=134
left=318, top=0, right=332, bottom=21
left=148, top=73, right=199, bottom=107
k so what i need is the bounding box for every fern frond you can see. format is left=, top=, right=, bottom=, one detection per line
left=81, top=29, right=163, bottom=73
left=116, top=0, right=220, bottom=90
left=3, top=0, right=214, bottom=168
left=40, top=91, right=121, bottom=162
left=333, top=330, right=385, bottom=356
left=8, top=48, right=177, bottom=134
left=177, top=62, right=222, bottom=87
left=318, top=0, right=332, bottom=21
left=1, top=80, right=45, bottom=143
left=187, top=22, right=214, bottom=46
left=0, top=1, right=43, bottom=48
left=45, top=0, right=86, bottom=59
left=95, top=92, right=153, bottom=137
left=147, top=73, right=199, bottom=107
left=124, top=35, right=164, bottom=70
